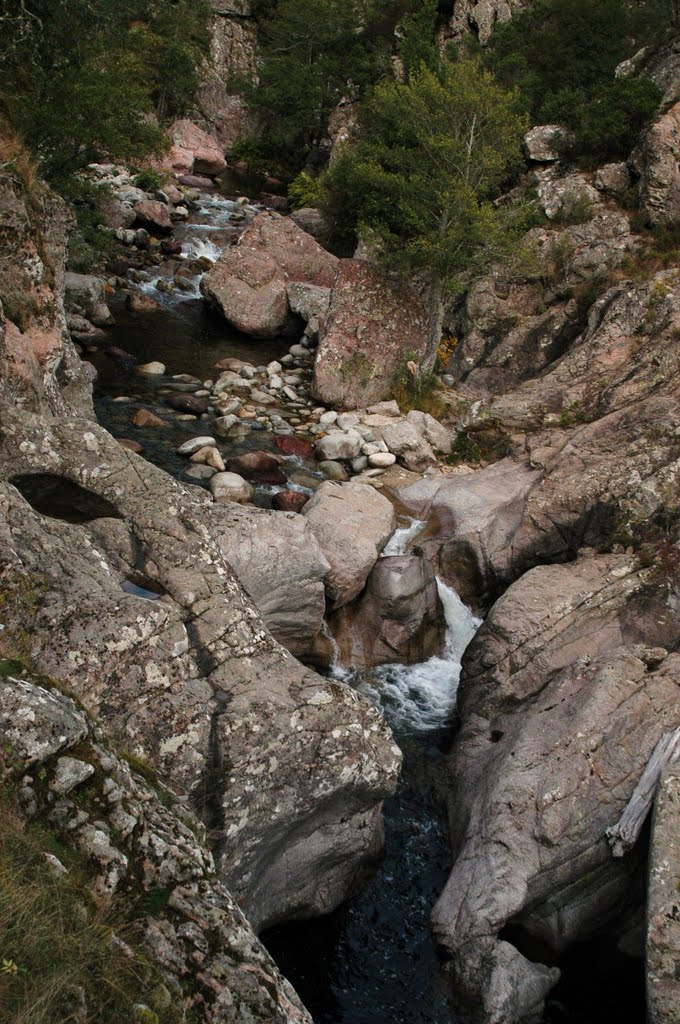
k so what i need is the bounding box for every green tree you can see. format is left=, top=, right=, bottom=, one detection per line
left=0, top=0, right=210, bottom=180
left=480, top=0, right=666, bottom=161
left=322, top=57, right=528, bottom=369
left=238, top=0, right=428, bottom=173
left=239, top=0, right=390, bottom=172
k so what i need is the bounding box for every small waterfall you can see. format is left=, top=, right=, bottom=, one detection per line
left=357, top=578, right=480, bottom=734
left=320, top=620, right=351, bottom=680
left=181, top=235, right=224, bottom=263
left=322, top=517, right=482, bottom=734
left=382, top=517, right=427, bottom=556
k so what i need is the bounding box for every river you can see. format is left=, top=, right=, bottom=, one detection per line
left=89, top=180, right=647, bottom=1024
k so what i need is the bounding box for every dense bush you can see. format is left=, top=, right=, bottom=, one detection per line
left=479, top=0, right=667, bottom=161
left=235, top=0, right=439, bottom=174
left=0, top=1, right=210, bottom=180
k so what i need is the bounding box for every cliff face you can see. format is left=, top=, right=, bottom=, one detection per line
left=0, top=147, right=93, bottom=416
left=440, top=0, right=527, bottom=45
left=195, top=0, right=260, bottom=148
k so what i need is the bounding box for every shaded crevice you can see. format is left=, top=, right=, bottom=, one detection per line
left=10, top=473, right=121, bottom=523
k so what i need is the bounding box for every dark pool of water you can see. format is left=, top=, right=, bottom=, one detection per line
left=90, top=293, right=297, bottom=490
left=264, top=733, right=465, bottom=1024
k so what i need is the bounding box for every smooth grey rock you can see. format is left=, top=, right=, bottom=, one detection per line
left=316, top=429, right=363, bottom=461
left=303, top=481, right=397, bottom=608
left=210, top=471, right=253, bottom=504
left=176, top=436, right=217, bottom=455
left=50, top=755, right=95, bottom=795
left=329, top=554, right=445, bottom=667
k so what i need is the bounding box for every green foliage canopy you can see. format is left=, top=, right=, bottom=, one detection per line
left=322, top=57, right=529, bottom=365
left=238, top=0, right=439, bottom=173
left=0, top=0, right=210, bottom=179
left=481, top=0, right=666, bottom=161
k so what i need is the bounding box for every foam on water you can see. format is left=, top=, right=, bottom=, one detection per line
left=357, top=581, right=480, bottom=734
left=334, top=518, right=481, bottom=735
left=382, top=518, right=427, bottom=556
left=181, top=235, right=223, bottom=262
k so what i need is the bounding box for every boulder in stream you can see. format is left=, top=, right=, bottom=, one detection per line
left=201, top=212, right=338, bottom=338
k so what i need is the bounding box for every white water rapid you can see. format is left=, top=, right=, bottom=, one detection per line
left=335, top=519, right=482, bottom=734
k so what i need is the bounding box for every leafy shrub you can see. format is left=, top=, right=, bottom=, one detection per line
left=57, top=178, right=117, bottom=274
left=0, top=1, right=210, bottom=179
left=392, top=358, right=446, bottom=417
left=235, top=0, right=426, bottom=173
left=481, top=0, right=667, bottom=163
left=288, top=171, right=326, bottom=210
left=543, top=77, right=662, bottom=165
left=133, top=169, right=163, bottom=193
left=448, top=421, right=512, bottom=465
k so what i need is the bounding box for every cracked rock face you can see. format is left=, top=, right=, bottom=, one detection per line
left=647, top=758, right=680, bottom=1023
left=0, top=170, right=93, bottom=418
left=632, top=100, right=680, bottom=227
left=431, top=555, right=680, bottom=1024
left=441, top=0, right=526, bottom=46
left=0, top=405, right=401, bottom=933
left=0, top=674, right=313, bottom=1023
left=312, top=259, right=429, bottom=409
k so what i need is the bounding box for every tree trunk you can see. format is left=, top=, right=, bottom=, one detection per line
left=420, top=277, right=444, bottom=374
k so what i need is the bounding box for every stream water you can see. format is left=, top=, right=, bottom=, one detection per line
left=89, top=183, right=648, bottom=1024
left=264, top=521, right=481, bottom=1024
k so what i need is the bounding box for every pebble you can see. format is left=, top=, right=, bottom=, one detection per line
left=210, top=472, right=254, bottom=504
left=176, top=436, right=217, bottom=455
left=185, top=464, right=216, bottom=481
left=137, top=361, right=166, bottom=375
left=191, top=446, right=225, bottom=471
left=318, top=460, right=350, bottom=482
left=368, top=452, right=397, bottom=468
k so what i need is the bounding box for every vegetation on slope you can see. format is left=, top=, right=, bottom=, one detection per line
left=0, top=793, right=178, bottom=1024
left=0, top=0, right=211, bottom=180
left=477, top=0, right=668, bottom=162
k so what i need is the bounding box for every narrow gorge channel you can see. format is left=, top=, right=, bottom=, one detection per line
left=264, top=520, right=480, bottom=1024
left=86, top=180, right=653, bottom=1024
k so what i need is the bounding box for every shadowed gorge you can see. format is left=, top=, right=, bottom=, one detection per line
left=0, top=2, right=679, bottom=1023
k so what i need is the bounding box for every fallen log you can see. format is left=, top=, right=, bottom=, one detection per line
left=606, top=726, right=680, bottom=857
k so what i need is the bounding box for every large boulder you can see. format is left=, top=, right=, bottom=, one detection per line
left=303, top=480, right=397, bottom=608
left=164, top=118, right=227, bottom=176
left=523, top=124, right=573, bottom=162
left=133, top=199, right=174, bottom=235
left=202, top=213, right=338, bottom=338
left=397, top=457, right=540, bottom=607
left=211, top=502, right=330, bottom=658
left=0, top=408, right=401, bottom=933
left=312, top=259, right=429, bottom=409
left=632, top=100, right=680, bottom=226
left=329, top=554, right=445, bottom=667
left=290, top=207, right=327, bottom=241
left=431, top=554, right=680, bottom=1023
left=0, top=673, right=313, bottom=1023
left=64, top=271, right=105, bottom=312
